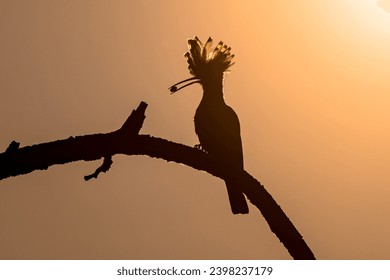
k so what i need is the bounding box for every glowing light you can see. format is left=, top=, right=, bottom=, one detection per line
left=377, top=0, right=390, bottom=12
left=321, top=0, right=390, bottom=46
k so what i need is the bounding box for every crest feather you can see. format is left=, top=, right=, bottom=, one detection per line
left=184, top=36, right=235, bottom=78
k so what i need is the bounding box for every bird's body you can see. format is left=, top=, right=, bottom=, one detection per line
left=194, top=80, right=242, bottom=169
left=195, top=95, right=242, bottom=168
left=195, top=81, right=248, bottom=214
left=170, top=36, right=249, bottom=214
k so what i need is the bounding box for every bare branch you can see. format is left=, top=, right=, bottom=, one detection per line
left=0, top=101, right=316, bottom=260
left=84, top=156, right=113, bottom=181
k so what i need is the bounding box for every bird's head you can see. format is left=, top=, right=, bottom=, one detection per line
left=169, top=36, right=235, bottom=93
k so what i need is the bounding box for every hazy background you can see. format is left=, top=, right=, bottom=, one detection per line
left=1, top=0, right=390, bottom=259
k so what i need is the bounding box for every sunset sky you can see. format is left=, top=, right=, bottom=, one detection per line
left=1, top=0, right=390, bottom=259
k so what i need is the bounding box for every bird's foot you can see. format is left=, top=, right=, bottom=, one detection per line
left=194, top=144, right=207, bottom=153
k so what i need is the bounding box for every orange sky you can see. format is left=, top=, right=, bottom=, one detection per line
left=1, top=0, right=390, bottom=259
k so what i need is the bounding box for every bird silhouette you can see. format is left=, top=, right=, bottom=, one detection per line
left=169, top=36, right=249, bottom=214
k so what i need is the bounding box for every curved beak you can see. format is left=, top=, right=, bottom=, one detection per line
left=169, top=77, right=201, bottom=94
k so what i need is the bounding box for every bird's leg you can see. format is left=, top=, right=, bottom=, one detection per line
left=194, top=144, right=207, bottom=153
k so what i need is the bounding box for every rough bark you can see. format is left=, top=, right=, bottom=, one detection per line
left=0, top=101, right=315, bottom=260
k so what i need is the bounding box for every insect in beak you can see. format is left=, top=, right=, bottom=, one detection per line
left=169, top=77, right=201, bottom=93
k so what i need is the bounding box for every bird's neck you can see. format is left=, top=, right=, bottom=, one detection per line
left=201, top=79, right=225, bottom=104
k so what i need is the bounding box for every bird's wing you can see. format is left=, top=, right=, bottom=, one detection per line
left=218, top=105, right=244, bottom=169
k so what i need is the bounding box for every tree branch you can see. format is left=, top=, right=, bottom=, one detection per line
left=0, top=101, right=315, bottom=260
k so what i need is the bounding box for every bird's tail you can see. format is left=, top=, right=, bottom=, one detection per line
left=225, top=180, right=249, bottom=214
